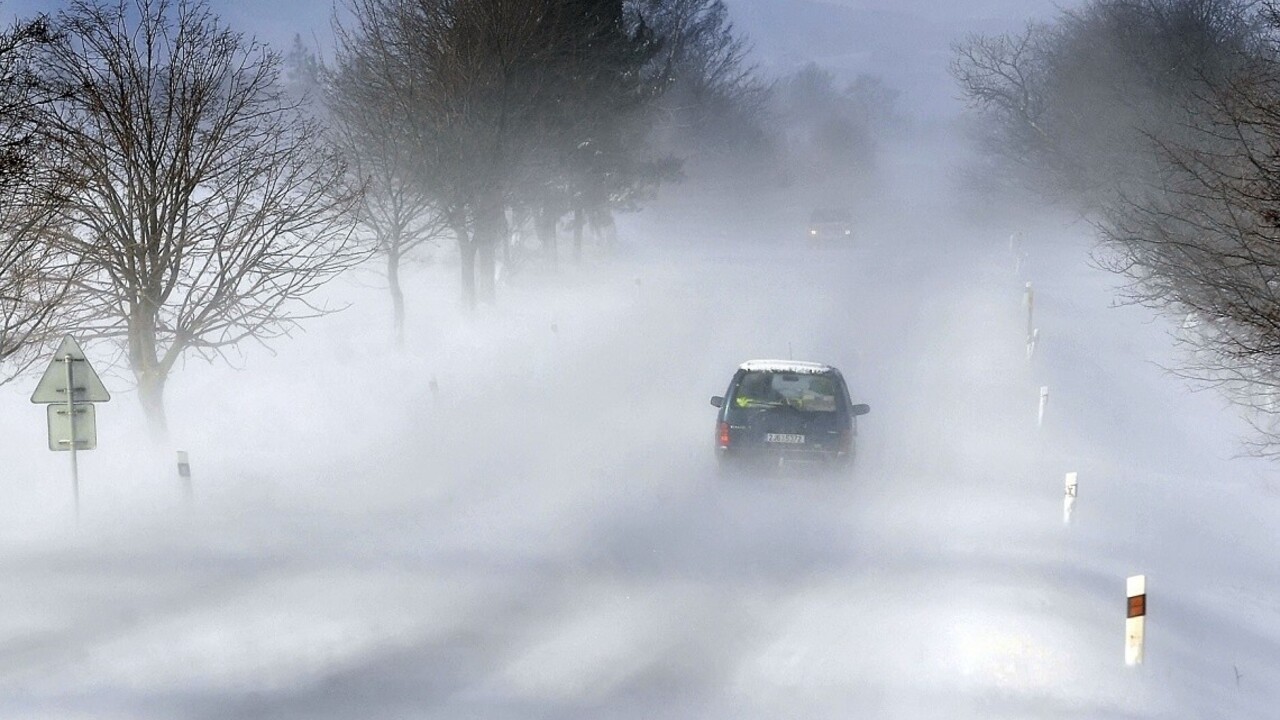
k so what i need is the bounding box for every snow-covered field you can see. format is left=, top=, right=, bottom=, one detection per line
left=0, top=146, right=1275, bottom=719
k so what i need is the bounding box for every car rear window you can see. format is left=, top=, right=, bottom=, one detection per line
left=729, top=371, right=844, bottom=413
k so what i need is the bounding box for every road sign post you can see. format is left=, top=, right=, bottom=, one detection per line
left=64, top=352, right=78, bottom=515
left=31, top=336, right=110, bottom=517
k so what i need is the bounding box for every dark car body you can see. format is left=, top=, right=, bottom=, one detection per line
left=710, top=360, right=869, bottom=473
left=807, top=208, right=853, bottom=240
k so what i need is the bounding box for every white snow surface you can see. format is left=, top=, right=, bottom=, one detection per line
left=0, top=142, right=1276, bottom=719
left=738, top=360, right=834, bottom=374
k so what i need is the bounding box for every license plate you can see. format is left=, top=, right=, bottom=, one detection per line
left=766, top=433, right=805, bottom=444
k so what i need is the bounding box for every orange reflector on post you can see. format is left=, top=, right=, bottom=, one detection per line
left=1127, top=593, right=1146, bottom=619
left=1126, top=575, right=1146, bottom=666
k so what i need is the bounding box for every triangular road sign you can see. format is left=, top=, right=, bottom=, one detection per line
left=31, top=336, right=111, bottom=404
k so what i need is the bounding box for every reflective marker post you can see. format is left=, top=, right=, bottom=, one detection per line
left=1024, top=282, right=1035, bottom=341
left=1063, top=471, right=1078, bottom=524
left=177, top=451, right=192, bottom=501
left=1038, top=386, right=1049, bottom=429
left=1126, top=575, right=1147, bottom=666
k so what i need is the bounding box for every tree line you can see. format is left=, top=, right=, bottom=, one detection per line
left=0, top=0, right=774, bottom=437
left=953, top=0, right=1280, bottom=454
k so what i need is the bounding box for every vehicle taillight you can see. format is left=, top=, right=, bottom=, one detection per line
left=717, top=422, right=731, bottom=448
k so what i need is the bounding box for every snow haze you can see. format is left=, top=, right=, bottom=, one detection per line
left=0, top=1, right=1275, bottom=719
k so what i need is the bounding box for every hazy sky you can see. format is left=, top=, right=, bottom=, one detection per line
left=2, top=0, right=1077, bottom=113
left=246, top=0, right=1071, bottom=48
left=0, top=5, right=1274, bottom=720
left=806, top=0, right=1064, bottom=18
left=4, top=0, right=335, bottom=48
left=3, top=0, right=1072, bottom=52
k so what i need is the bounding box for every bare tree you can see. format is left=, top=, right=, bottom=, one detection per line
left=333, top=100, right=445, bottom=345
left=338, top=0, right=508, bottom=311
left=1097, top=18, right=1280, bottom=453
left=950, top=25, right=1054, bottom=188
left=522, top=0, right=677, bottom=265
left=952, top=0, right=1260, bottom=206
left=631, top=0, right=765, bottom=140
left=340, top=0, right=661, bottom=307
left=328, top=28, right=444, bottom=345
left=40, top=0, right=363, bottom=438
left=0, top=15, right=77, bottom=383
left=0, top=223, right=77, bottom=384
left=618, top=0, right=774, bottom=187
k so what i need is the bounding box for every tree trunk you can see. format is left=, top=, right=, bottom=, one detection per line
left=595, top=212, right=617, bottom=251
left=537, top=207, right=559, bottom=267
left=458, top=238, right=477, bottom=313
left=128, top=308, right=169, bottom=442
left=137, top=369, right=169, bottom=442
left=473, top=198, right=505, bottom=305
left=387, top=247, right=405, bottom=347
left=477, top=241, right=496, bottom=305
left=572, top=207, right=585, bottom=264
left=451, top=217, right=476, bottom=313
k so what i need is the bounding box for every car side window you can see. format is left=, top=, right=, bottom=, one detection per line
left=731, top=371, right=770, bottom=408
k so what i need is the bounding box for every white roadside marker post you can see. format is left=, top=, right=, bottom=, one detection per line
left=1026, top=328, right=1040, bottom=361
left=1038, top=386, right=1050, bottom=429
left=1013, top=235, right=1027, bottom=274
left=1063, top=471, right=1078, bottom=524
left=177, top=451, right=192, bottom=501
left=1126, top=575, right=1147, bottom=666
left=1023, top=282, right=1035, bottom=341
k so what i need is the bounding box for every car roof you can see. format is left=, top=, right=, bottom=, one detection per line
left=739, top=359, right=838, bottom=375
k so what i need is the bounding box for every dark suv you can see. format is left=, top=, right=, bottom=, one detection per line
left=710, top=360, right=870, bottom=472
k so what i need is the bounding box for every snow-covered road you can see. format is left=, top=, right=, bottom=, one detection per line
left=0, top=158, right=1275, bottom=719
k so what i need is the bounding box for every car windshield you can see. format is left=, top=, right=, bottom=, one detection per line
left=730, top=370, right=842, bottom=412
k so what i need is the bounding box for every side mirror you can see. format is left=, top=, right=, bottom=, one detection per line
left=710, top=396, right=724, bottom=408
left=851, top=403, right=870, bottom=416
